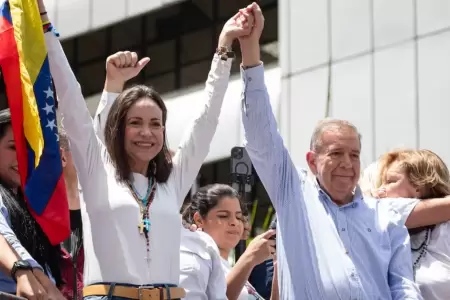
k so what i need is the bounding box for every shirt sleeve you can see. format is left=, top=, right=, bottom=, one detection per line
left=93, top=91, right=119, bottom=144
left=241, top=64, right=301, bottom=210
left=0, top=196, right=43, bottom=270
left=179, top=251, right=227, bottom=300
left=169, top=55, right=232, bottom=208
left=46, top=32, right=105, bottom=211
left=382, top=198, right=420, bottom=225
left=387, top=216, right=423, bottom=300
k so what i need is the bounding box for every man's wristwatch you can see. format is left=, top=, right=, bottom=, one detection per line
left=11, top=260, right=33, bottom=282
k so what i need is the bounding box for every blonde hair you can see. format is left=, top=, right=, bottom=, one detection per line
left=360, top=161, right=380, bottom=197
left=377, top=149, right=450, bottom=199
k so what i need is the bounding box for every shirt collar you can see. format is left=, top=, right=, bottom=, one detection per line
left=313, top=178, right=363, bottom=208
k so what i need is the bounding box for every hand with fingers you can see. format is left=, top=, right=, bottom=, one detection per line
left=15, top=270, right=48, bottom=300
left=237, top=2, right=265, bottom=67
left=33, top=269, right=65, bottom=300
left=217, top=5, right=255, bottom=51
left=104, top=51, right=151, bottom=93
left=374, top=187, right=388, bottom=199
left=182, top=220, right=202, bottom=232
left=242, top=229, right=276, bottom=266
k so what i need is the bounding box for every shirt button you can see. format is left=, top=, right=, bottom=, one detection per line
left=341, top=228, right=346, bottom=231
left=248, top=77, right=252, bottom=82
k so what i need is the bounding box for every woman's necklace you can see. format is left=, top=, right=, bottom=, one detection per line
left=412, top=228, right=431, bottom=277
left=128, top=176, right=157, bottom=262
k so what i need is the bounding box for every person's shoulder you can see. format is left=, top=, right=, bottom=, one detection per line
left=0, top=189, right=9, bottom=218
left=358, top=195, right=401, bottom=229
left=379, top=197, right=420, bottom=226
left=361, top=194, right=378, bottom=206
left=180, top=228, right=219, bottom=260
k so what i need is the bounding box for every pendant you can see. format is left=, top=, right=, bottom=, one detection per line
left=138, top=219, right=151, bottom=235
left=143, top=218, right=151, bottom=233
left=138, top=221, right=146, bottom=234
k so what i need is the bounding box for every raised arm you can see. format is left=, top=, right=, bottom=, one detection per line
left=239, top=4, right=298, bottom=209
left=94, top=52, right=150, bottom=144
left=386, top=218, right=423, bottom=300
left=40, top=2, right=103, bottom=186
left=170, top=12, right=253, bottom=207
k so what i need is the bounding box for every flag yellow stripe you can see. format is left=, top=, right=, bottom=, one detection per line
left=10, top=0, right=46, bottom=166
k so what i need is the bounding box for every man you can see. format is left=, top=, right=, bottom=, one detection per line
left=238, top=3, right=425, bottom=299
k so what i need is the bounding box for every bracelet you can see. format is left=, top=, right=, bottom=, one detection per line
left=216, top=45, right=235, bottom=61
left=40, top=11, right=47, bottom=15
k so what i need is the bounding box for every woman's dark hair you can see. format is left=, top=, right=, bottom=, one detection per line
left=182, top=184, right=245, bottom=224
left=104, top=85, right=172, bottom=183
left=0, top=108, right=11, bottom=138
left=0, top=108, right=63, bottom=286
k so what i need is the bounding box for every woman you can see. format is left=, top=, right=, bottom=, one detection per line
left=182, top=184, right=275, bottom=300
left=40, top=0, right=255, bottom=297
left=0, top=109, right=64, bottom=300
left=362, top=149, right=450, bottom=300
left=179, top=185, right=231, bottom=299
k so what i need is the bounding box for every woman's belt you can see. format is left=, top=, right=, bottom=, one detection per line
left=83, top=284, right=186, bottom=300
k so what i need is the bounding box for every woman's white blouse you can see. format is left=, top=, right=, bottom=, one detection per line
left=384, top=198, right=450, bottom=300
left=179, top=228, right=227, bottom=300
left=46, top=32, right=232, bottom=286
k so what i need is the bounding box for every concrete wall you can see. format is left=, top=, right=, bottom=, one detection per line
left=279, top=0, right=450, bottom=169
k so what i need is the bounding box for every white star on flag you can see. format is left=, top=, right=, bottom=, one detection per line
left=44, top=86, right=54, bottom=99
left=55, top=133, right=59, bottom=142
left=42, top=102, right=54, bottom=115
left=46, top=119, right=57, bottom=131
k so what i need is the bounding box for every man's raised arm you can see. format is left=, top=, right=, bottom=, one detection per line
left=239, top=4, right=299, bottom=209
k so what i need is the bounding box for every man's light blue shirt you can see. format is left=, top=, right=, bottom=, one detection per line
left=240, top=64, right=422, bottom=300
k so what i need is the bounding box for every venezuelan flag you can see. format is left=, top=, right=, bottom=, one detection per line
left=0, top=0, right=69, bottom=245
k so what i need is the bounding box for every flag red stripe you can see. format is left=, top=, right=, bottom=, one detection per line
left=0, top=22, right=29, bottom=186
left=32, top=176, right=69, bottom=244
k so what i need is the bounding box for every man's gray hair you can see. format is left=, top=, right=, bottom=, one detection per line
left=309, top=118, right=362, bottom=152
left=58, top=126, right=70, bottom=151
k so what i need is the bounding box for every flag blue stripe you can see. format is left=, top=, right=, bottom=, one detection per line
left=0, top=1, right=12, bottom=24
left=24, top=57, right=62, bottom=215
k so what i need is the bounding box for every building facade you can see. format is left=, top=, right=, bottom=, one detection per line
left=41, top=0, right=450, bottom=169
left=279, top=0, right=450, bottom=169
